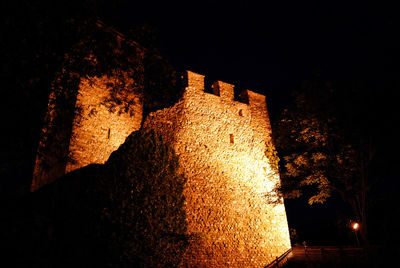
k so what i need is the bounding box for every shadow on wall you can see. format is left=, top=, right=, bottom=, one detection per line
left=0, top=130, right=189, bottom=267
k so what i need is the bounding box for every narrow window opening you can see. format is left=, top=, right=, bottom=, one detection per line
left=239, top=109, right=243, bottom=116
left=230, top=134, right=234, bottom=144
left=107, top=128, right=111, bottom=139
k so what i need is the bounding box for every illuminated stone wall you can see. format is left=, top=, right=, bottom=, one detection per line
left=65, top=75, right=142, bottom=173
left=32, top=66, right=290, bottom=266
left=32, top=75, right=142, bottom=191
left=143, top=71, right=291, bottom=267
left=31, top=21, right=144, bottom=191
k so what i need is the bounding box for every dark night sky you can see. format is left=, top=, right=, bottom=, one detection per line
left=101, top=0, right=399, bottom=245
left=2, top=0, right=398, bottom=246
left=98, top=1, right=399, bottom=244
left=104, top=0, right=398, bottom=120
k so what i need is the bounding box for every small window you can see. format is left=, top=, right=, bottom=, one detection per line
left=230, top=134, right=234, bottom=144
left=239, top=109, right=243, bottom=116
left=107, top=128, right=111, bottom=139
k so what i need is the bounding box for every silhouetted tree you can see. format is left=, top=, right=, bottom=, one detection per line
left=0, top=0, right=108, bottom=197
left=100, top=130, right=189, bottom=267
left=273, top=72, right=393, bottom=244
left=1, top=0, right=181, bottom=198
left=0, top=130, right=189, bottom=267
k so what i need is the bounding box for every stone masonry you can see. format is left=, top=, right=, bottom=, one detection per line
left=32, top=69, right=291, bottom=266
left=142, top=71, right=291, bottom=267
left=31, top=74, right=143, bottom=191
left=65, top=75, right=143, bottom=173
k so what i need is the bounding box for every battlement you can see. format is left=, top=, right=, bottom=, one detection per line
left=144, top=70, right=290, bottom=267
left=33, top=62, right=290, bottom=266
left=185, top=70, right=266, bottom=108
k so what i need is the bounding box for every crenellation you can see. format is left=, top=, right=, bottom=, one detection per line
left=33, top=67, right=290, bottom=267
left=217, top=80, right=235, bottom=101
left=143, top=70, right=291, bottom=267
left=185, top=71, right=271, bottom=122
left=248, top=89, right=267, bottom=109
left=186, top=70, right=204, bottom=90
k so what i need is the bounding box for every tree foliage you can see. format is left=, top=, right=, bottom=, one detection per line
left=1, top=0, right=182, bottom=197
left=0, top=130, right=189, bottom=267
left=0, top=0, right=99, bottom=196
left=274, top=78, right=338, bottom=204
left=265, top=137, right=280, bottom=173
left=273, top=73, right=389, bottom=243
left=35, top=21, right=145, bottom=172
left=100, top=130, right=189, bottom=266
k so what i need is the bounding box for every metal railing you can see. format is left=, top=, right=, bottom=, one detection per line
left=265, top=248, right=293, bottom=268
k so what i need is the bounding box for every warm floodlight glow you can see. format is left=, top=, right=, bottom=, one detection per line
left=352, top=222, right=359, bottom=230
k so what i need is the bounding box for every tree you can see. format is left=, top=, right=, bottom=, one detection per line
left=1, top=0, right=181, bottom=197
left=0, top=0, right=108, bottom=198
left=100, top=130, right=189, bottom=266
left=0, top=130, right=189, bottom=267
left=32, top=19, right=182, bottom=186
left=273, top=73, right=386, bottom=245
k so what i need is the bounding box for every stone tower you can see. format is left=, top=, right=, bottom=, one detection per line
left=32, top=65, right=290, bottom=266
left=142, top=71, right=291, bottom=267
left=31, top=22, right=144, bottom=191
left=31, top=74, right=143, bottom=191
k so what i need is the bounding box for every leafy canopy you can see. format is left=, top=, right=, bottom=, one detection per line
left=274, top=74, right=379, bottom=206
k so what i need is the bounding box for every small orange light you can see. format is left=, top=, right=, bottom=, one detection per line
left=352, top=222, right=359, bottom=230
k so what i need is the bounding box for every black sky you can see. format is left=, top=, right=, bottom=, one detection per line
left=2, top=0, right=398, bottom=246
left=104, top=0, right=398, bottom=120
left=98, top=0, right=400, bottom=245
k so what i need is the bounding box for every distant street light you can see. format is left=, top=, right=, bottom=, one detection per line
left=352, top=222, right=360, bottom=247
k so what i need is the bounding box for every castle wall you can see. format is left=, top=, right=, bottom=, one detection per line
left=31, top=89, right=77, bottom=191
left=32, top=74, right=143, bottom=191
left=65, top=75, right=142, bottom=173
left=33, top=64, right=291, bottom=266
left=144, top=71, right=291, bottom=267
left=31, top=22, right=144, bottom=192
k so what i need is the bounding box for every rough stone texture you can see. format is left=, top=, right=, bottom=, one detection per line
left=31, top=21, right=144, bottom=192
left=32, top=68, right=291, bottom=267
left=65, top=76, right=142, bottom=173
left=143, top=71, right=291, bottom=267
left=32, top=75, right=142, bottom=191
